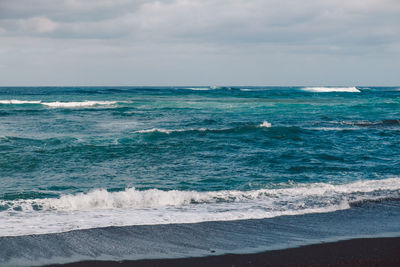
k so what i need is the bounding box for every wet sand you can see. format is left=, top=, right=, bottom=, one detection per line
left=48, top=236, right=400, bottom=266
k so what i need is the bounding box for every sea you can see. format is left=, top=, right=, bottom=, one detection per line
left=0, top=86, right=399, bottom=266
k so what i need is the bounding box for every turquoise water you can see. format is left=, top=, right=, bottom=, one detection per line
left=0, top=86, right=399, bottom=237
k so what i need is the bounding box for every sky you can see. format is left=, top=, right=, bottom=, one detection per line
left=0, top=0, right=399, bottom=86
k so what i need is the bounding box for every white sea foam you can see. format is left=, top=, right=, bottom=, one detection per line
left=259, top=121, right=272, bottom=128
left=0, top=100, right=119, bottom=107
left=307, top=127, right=358, bottom=131
left=184, top=87, right=231, bottom=91
left=134, top=127, right=223, bottom=134
left=134, top=124, right=263, bottom=134
left=1, top=178, right=399, bottom=236
left=41, top=101, right=118, bottom=107
left=0, top=100, right=41, bottom=104
left=184, top=87, right=212, bottom=91
left=301, top=87, right=361, bottom=93
left=134, top=128, right=187, bottom=134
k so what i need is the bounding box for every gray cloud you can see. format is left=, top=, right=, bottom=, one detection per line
left=1, top=0, right=399, bottom=44
left=0, top=0, right=399, bottom=85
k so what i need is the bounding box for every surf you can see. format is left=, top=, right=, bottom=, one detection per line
left=1, top=178, right=399, bottom=237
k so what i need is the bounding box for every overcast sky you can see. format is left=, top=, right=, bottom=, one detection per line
left=0, top=0, right=399, bottom=86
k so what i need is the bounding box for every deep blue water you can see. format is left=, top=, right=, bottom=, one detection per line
left=0, top=86, right=399, bottom=265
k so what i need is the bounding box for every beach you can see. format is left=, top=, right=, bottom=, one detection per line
left=50, top=237, right=400, bottom=266
left=2, top=197, right=400, bottom=266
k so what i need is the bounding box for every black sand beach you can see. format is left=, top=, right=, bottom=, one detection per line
left=49, top=237, right=400, bottom=267
left=3, top=202, right=400, bottom=267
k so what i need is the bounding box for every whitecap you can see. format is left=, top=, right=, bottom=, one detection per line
left=0, top=100, right=120, bottom=107
left=134, top=128, right=187, bottom=134
left=184, top=87, right=212, bottom=91
left=42, top=101, right=118, bottom=108
left=301, top=87, right=360, bottom=93
left=259, top=121, right=272, bottom=128
left=0, top=100, right=41, bottom=104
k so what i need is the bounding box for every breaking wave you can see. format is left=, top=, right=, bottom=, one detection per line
left=0, top=100, right=41, bottom=104
left=259, top=121, right=272, bottom=128
left=134, top=121, right=272, bottom=134
left=1, top=178, right=399, bottom=236
left=183, top=87, right=213, bottom=91
left=0, top=100, right=119, bottom=107
left=301, top=87, right=361, bottom=93
left=134, top=128, right=188, bottom=134
left=41, top=101, right=118, bottom=107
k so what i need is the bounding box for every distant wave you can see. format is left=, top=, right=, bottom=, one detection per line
left=183, top=87, right=212, bottom=91
left=259, top=121, right=272, bottom=128
left=134, top=127, right=219, bottom=134
left=1, top=178, right=399, bottom=236
left=182, top=86, right=231, bottom=91
left=301, top=87, right=361, bottom=93
left=342, top=119, right=400, bottom=127
left=134, top=128, right=188, bottom=134
left=0, top=100, right=41, bottom=104
left=134, top=121, right=272, bottom=134
left=42, top=101, right=118, bottom=107
left=307, top=127, right=358, bottom=131
left=0, top=100, right=119, bottom=108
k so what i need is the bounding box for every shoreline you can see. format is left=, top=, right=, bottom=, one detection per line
left=48, top=236, right=400, bottom=266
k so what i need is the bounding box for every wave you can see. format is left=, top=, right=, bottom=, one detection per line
left=181, top=86, right=232, bottom=91
left=134, top=128, right=188, bottom=134
left=259, top=121, right=272, bottom=128
left=307, top=127, right=358, bottom=131
left=301, top=87, right=361, bottom=93
left=239, top=88, right=257, bottom=91
left=135, top=121, right=272, bottom=134
left=0, top=100, right=41, bottom=104
left=4, top=178, right=399, bottom=212
left=1, top=178, right=399, bottom=236
left=342, top=119, right=400, bottom=127
left=42, top=101, right=118, bottom=107
left=0, top=100, right=119, bottom=107
left=183, top=87, right=212, bottom=91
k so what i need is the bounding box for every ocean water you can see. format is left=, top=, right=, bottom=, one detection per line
left=1, top=86, right=400, bottom=265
